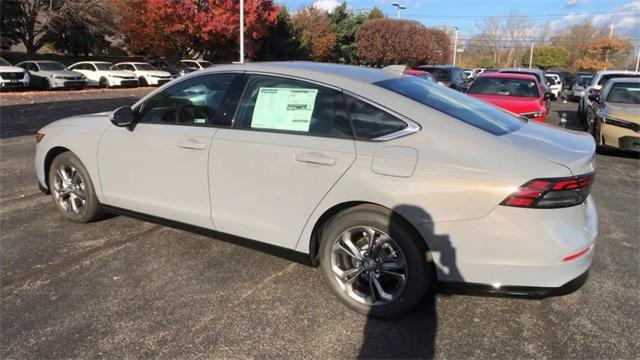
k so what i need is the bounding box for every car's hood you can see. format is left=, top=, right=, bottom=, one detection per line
left=604, top=103, right=640, bottom=124
left=501, top=120, right=595, bottom=175
left=39, top=70, right=83, bottom=77
left=0, top=65, right=26, bottom=73
left=44, top=112, right=112, bottom=130
left=138, top=70, right=171, bottom=77
left=469, top=94, right=544, bottom=114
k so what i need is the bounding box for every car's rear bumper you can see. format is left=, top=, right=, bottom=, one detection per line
left=417, top=196, right=598, bottom=288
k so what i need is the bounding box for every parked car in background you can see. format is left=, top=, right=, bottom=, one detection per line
left=403, top=69, right=435, bottom=82
left=587, top=77, right=640, bottom=152
left=16, top=60, right=86, bottom=90
left=148, top=59, right=194, bottom=78
left=577, top=70, right=640, bottom=125
left=463, top=69, right=475, bottom=79
left=416, top=65, right=468, bottom=91
left=180, top=59, right=213, bottom=70
left=111, top=62, right=172, bottom=87
left=69, top=61, right=139, bottom=88
left=35, top=62, right=597, bottom=317
left=499, top=68, right=552, bottom=108
left=545, top=74, right=562, bottom=100
left=0, top=57, right=30, bottom=90
left=466, top=72, right=550, bottom=122
left=569, top=75, right=593, bottom=102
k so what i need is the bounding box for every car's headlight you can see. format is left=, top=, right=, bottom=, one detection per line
left=521, top=112, right=543, bottom=119
left=602, top=117, right=640, bottom=132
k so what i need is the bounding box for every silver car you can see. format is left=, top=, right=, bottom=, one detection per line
left=16, top=60, right=87, bottom=90
left=35, top=62, right=597, bottom=317
left=569, top=75, right=593, bottom=102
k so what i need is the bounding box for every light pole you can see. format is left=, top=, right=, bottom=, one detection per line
left=451, top=26, right=460, bottom=67
left=239, top=0, right=244, bottom=63
left=529, top=42, right=534, bottom=69
left=391, top=3, right=406, bottom=19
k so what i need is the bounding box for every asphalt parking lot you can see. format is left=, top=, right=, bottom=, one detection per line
left=1, top=90, right=639, bottom=359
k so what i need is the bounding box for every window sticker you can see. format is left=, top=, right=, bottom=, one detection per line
left=251, top=87, right=318, bottom=132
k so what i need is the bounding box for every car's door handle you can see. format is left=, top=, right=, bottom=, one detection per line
left=294, top=152, right=336, bottom=166
left=178, top=139, right=207, bottom=150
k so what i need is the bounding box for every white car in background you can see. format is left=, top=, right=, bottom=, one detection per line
left=545, top=74, right=562, bottom=100
left=180, top=59, right=213, bottom=70
left=578, top=70, right=640, bottom=124
left=0, top=57, right=30, bottom=90
left=69, top=61, right=139, bottom=88
left=34, top=62, right=597, bottom=317
left=111, top=62, right=172, bottom=86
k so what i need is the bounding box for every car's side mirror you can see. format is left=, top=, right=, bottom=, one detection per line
left=544, top=92, right=553, bottom=100
left=111, top=106, right=134, bottom=127
left=588, top=94, right=600, bottom=103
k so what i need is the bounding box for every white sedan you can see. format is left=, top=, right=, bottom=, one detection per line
left=34, top=62, right=597, bottom=317
left=69, top=61, right=139, bottom=88
left=111, top=62, right=172, bottom=86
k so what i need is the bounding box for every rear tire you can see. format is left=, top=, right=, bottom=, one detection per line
left=48, top=152, right=102, bottom=223
left=319, top=204, right=434, bottom=318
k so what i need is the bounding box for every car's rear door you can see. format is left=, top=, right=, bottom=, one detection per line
left=98, top=73, right=238, bottom=228
left=210, top=74, right=356, bottom=249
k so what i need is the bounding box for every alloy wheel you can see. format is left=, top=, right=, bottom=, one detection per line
left=52, top=163, right=87, bottom=214
left=330, top=226, right=407, bottom=306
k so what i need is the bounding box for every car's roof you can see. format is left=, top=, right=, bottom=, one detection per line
left=478, top=72, right=537, bottom=81
left=594, top=70, right=640, bottom=76
left=417, top=65, right=458, bottom=69
left=74, top=61, right=112, bottom=64
left=116, top=62, right=149, bottom=65
left=31, top=60, right=62, bottom=64
left=203, top=62, right=396, bottom=88
left=500, top=68, right=543, bottom=74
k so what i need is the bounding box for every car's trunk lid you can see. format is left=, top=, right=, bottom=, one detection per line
left=501, top=121, right=595, bottom=176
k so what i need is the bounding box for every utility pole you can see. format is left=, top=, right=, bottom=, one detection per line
left=528, top=42, right=534, bottom=69
left=452, top=27, right=460, bottom=67
left=635, top=47, right=640, bottom=72
left=239, top=0, right=244, bottom=63
left=391, top=3, right=406, bottom=19
left=604, top=24, right=613, bottom=71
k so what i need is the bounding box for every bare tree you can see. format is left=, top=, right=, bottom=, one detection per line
left=473, top=12, right=532, bottom=68
left=1, top=0, right=54, bottom=55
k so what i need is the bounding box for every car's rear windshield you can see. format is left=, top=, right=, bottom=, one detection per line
left=421, top=68, right=452, bottom=82
left=501, top=71, right=543, bottom=84
left=468, top=77, right=539, bottom=98
left=39, top=62, right=66, bottom=71
left=376, top=75, right=525, bottom=135
left=606, top=82, right=640, bottom=104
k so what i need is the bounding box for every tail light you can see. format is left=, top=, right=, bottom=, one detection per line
left=501, top=173, right=594, bottom=209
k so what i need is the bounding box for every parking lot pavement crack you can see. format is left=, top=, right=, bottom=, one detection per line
left=0, top=225, right=163, bottom=291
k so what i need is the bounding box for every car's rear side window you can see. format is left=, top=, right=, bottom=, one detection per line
left=376, top=75, right=525, bottom=135
left=234, top=75, right=352, bottom=139
left=344, top=95, right=407, bottom=140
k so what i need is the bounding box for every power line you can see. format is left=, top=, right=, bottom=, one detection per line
left=403, top=10, right=640, bottom=19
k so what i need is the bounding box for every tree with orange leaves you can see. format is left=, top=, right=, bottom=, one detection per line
left=290, top=6, right=337, bottom=62
left=110, top=0, right=277, bottom=60
left=573, top=37, right=631, bottom=71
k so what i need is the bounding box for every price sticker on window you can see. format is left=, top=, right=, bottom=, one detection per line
left=251, top=88, right=318, bottom=132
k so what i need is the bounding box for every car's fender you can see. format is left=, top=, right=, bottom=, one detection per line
left=35, top=114, right=112, bottom=202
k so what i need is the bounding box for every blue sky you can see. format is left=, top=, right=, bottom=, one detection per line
left=279, top=0, right=640, bottom=39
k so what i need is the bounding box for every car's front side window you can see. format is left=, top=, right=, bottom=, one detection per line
left=138, top=73, right=236, bottom=126
left=234, top=75, right=352, bottom=139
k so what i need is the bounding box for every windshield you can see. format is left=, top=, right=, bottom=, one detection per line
left=606, top=83, right=640, bottom=104
left=134, top=63, right=156, bottom=71
left=577, top=76, right=592, bottom=86
left=376, top=75, right=525, bottom=135
left=95, top=63, right=113, bottom=71
left=38, top=62, right=66, bottom=71
left=0, top=58, right=10, bottom=66
left=598, top=74, right=640, bottom=86
left=198, top=61, right=212, bottom=68
left=468, top=77, right=539, bottom=98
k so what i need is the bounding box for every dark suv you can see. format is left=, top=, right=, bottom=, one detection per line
left=416, top=65, right=468, bottom=91
left=147, top=59, right=194, bottom=78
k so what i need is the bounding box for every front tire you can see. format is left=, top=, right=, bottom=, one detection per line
left=99, top=77, right=109, bottom=88
left=319, top=205, right=434, bottom=318
left=48, top=152, right=102, bottom=223
left=139, top=76, right=148, bottom=87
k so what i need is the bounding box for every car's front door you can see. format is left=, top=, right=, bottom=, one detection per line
left=98, top=73, right=237, bottom=228
left=210, top=74, right=356, bottom=249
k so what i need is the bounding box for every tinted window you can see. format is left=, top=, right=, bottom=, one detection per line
left=605, top=82, right=640, bottom=104
left=139, top=73, right=235, bottom=126
left=345, top=95, right=407, bottom=140
left=376, top=75, right=525, bottom=135
left=235, top=75, right=352, bottom=138
left=38, top=62, right=66, bottom=71
left=95, top=63, right=112, bottom=70
left=598, top=73, right=640, bottom=86
left=469, top=77, right=540, bottom=98
left=422, top=68, right=452, bottom=82
left=134, top=63, right=156, bottom=71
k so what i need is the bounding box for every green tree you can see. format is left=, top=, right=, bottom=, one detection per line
left=255, top=7, right=304, bottom=61
left=329, top=3, right=366, bottom=63
left=367, top=6, right=385, bottom=19
left=521, top=45, right=570, bottom=69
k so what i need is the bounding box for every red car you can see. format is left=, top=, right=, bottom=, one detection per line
left=466, top=73, right=550, bottom=122
left=403, top=69, right=435, bottom=82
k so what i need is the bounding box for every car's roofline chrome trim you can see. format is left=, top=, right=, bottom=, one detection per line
left=342, top=90, right=421, bottom=141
